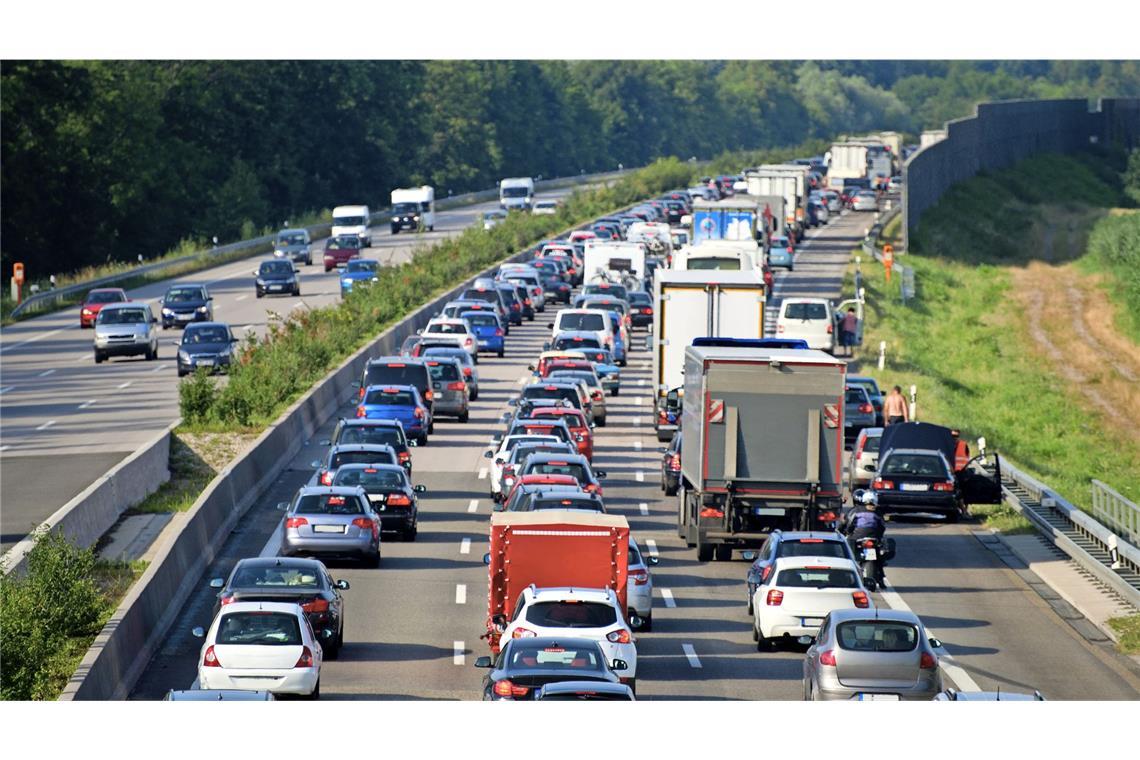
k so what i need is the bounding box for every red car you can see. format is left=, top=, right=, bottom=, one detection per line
left=527, top=407, right=594, bottom=461
left=79, top=288, right=128, bottom=328
left=323, top=235, right=364, bottom=272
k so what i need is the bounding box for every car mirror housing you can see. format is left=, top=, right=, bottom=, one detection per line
left=277, top=501, right=291, bottom=511
left=797, top=635, right=814, bottom=646
left=611, top=659, right=629, bottom=672
left=191, top=627, right=205, bottom=638
left=740, top=551, right=758, bottom=561
left=474, top=656, right=492, bottom=669
left=647, top=556, right=659, bottom=565
left=414, top=485, right=427, bottom=493
left=483, top=552, right=492, bottom=566
left=209, top=578, right=224, bottom=589
left=335, top=579, right=351, bottom=590
left=929, top=637, right=943, bottom=649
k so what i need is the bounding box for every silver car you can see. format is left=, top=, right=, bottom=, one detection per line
left=844, top=386, right=876, bottom=447
left=546, top=368, right=607, bottom=426
left=852, top=190, right=879, bottom=212
left=803, top=608, right=943, bottom=701
left=93, top=301, right=159, bottom=364
left=278, top=486, right=381, bottom=566
left=273, top=228, right=313, bottom=265
left=848, top=427, right=883, bottom=487
left=421, top=346, right=480, bottom=400
left=627, top=537, right=658, bottom=631
left=423, top=356, right=470, bottom=422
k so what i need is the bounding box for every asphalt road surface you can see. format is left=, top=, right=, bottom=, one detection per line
left=131, top=213, right=1140, bottom=700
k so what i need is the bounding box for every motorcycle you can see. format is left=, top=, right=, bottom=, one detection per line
left=848, top=490, right=895, bottom=591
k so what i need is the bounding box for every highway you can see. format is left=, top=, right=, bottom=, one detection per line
left=0, top=188, right=581, bottom=553
left=130, top=210, right=1140, bottom=700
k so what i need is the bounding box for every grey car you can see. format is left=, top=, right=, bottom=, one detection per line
left=546, top=368, right=606, bottom=426
left=803, top=608, right=943, bottom=701
left=421, top=346, right=480, bottom=400
left=93, top=302, right=159, bottom=363
left=423, top=356, right=470, bottom=422
left=278, top=485, right=381, bottom=566
left=844, top=385, right=876, bottom=447
left=848, top=427, right=883, bottom=487
left=274, top=228, right=313, bottom=265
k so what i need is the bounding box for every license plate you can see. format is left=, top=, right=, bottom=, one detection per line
left=851, top=693, right=901, bottom=701
left=801, top=617, right=824, bottom=627
left=368, top=494, right=387, bottom=504
left=863, top=548, right=878, bottom=560
left=312, top=524, right=345, bottom=534
left=269, top=285, right=283, bottom=290
left=900, top=483, right=929, bottom=492
left=753, top=507, right=786, bottom=516
left=196, top=359, right=214, bottom=367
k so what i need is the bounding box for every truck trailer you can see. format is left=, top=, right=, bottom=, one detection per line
left=691, top=199, right=758, bottom=244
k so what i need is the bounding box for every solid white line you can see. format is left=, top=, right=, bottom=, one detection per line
left=453, top=641, right=465, bottom=665
left=235, top=294, right=248, bottom=301
left=152, top=365, right=166, bottom=373
left=118, top=381, right=133, bottom=389
left=661, top=588, right=676, bottom=608
left=634, top=440, right=642, bottom=451
left=646, top=539, right=658, bottom=558
left=460, top=538, right=471, bottom=555
left=635, top=471, right=644, bottom=482
left=639, top=502, right=649, bottom=515
left=0, top=445, right=10, bottom=452
left=0, top=386, right=14, bottom=394
left=516, top=376, right=528, bottom=385
left=638, top=378, right=646, bottom=386
left=38, top=369, right=55, bottom=378
left=0, top=327, right=64, bottom=354
left=79, top=399, right=96, bottom=409
left=36, top=420, right=56, bottom=431
left=682, top=643, right=702, bottom=668
left=478, top=467, right=488, bottom=480
left=634, top=396, right=643, bottom=405
left=259, top=521, right=284, bottom=558
left=76, top=352, right=90, bottom=362
left=879, top=580, right=981, bottom=691
left=468, top=499, right=479, bottom=514
left=455, top=584, right=467, bottom=604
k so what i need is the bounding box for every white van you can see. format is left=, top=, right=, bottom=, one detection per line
left=390, top=186, right=435, bottom=234
left=626, top=222, right=672, bottom=255
left=550, top=308, right=615, bottom=352
left=499, top=177, right=535, bottom=211
left=673, top=242, right=756, bottom=272
left=775, top=297, right=863, bottom=353
left=332, top=205, right=372, bottom=248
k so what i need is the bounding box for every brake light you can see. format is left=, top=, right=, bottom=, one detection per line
left=350, top=517, right=375, bottom=534
left=607, top=629, right=632, bottom=644
left=819, top=511, right=837, bottom=522
left=873, top=479, right=894, bottom=490
left=642, top=307, right=653, bottom=314
left=301, top=598, right=331, bottom=614
left=591, top=390, right=603, bottom=400
left=285, top=517, right=308, bottom=529
left=920, top=652, right=937, bottom=669
left=359, top=387, right=366, bottom=400
left=524, top=298, right=532, bottom=306
left=494, top=328, right=504, bottom=336
left=761, top=565, right=773, bottom=582
left=766, top=589, right=784, bottom=606
left=493, top=680, right=530, bottom=698
left=414, top=407, right=425, bottom=419
left=320, top=470, right=333, bottom=485
left=699, top=507, right=724, bottom=519
left=463, top=367, right=473, bottom=377
left=827, top=324, right=833, bottom=334
left=512, top=627, right=537, bottom=639
left=294, top=645, right=314, bottom=668
left=465, top=337, right=473, bottom=346
left=202, top=645, right=221, bottom=667
left=424, top=389, right=434, bottom=401
left=398, top=451, right=410, bottom=463
left=447, top=381, right=466, bottom=391
left=669, top=454, right=681, bottom=472
left=387, top=493, right=411, bottom=506
left=819, top=649, right=837, bottom=667
left=859, top=403, right=874, bottom=414
left=585, top=483, right=600, bottom=494
left=852, top=591, right=870, bottom=608
left=786, top=246, right=793, bottom=253
left=219, top=595, right=235, bottom=606
left=933, top=481, right=955, bottom=492
left=356, top=406, right=366, bottom=418
left=658, top=410, right=668, bottom=422
left=630, top=569, right=649, bottom=586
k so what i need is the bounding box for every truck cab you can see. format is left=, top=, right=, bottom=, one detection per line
left=332, top=205, right=372, bottom=248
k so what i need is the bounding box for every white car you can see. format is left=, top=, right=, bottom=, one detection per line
left=852, top=190, right=879, bottom=212
left=775, top=297, right=863, bottom=354
left=192, top=601, right=324, bottom=698
left=627, top=537, right=657, bottom=631
left=501, top=586, right=639, bottom=692
left=423, top=318, right=478, bottom=360
left=484, top=434, right=561, bottom=500
left=752, top=556, right=873, bottom=650
left=498, top=266, right=546, bottom=311
left=532, top=199, right=560, bottom=215
left=550, top=308, right=615, bottom=353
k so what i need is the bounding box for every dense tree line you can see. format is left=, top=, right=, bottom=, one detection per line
left=3, top=60, right=1138, bottom=275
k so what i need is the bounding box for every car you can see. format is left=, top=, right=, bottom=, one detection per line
left=767, top=235, right=796, bottom=271
left=494, top=283, right=525, bottom=326
left=625, top=291, right=653, bottom=329
left=803, top=608, right=943, bottom=701
left=355, top=358, right=434, bottom=411
left=164, top=689, right=276, bottom=701
left=844, top=385, right=877, bottom=446
left=654, top=385, right=683, bottom=442
left=192, top=601, right=324, bottom=698
left=534, top=681, right=634, bottom=700
left=532, top=199, right=560, bottom=216
left=752, top=556, right=872, bottom=650
left=501, top=281, right=534, bottom=322
left=572, top=347, right=621, bottom=395
left=775, top=298, right=837, bottom=352
left=501, top=397, right=575, bottom=432
left=822, top=190, right=842, bottom=213
left=505, top=417, right=575, bottom=450
left=550, top=309, right=614, bottom=352
left=848, top=427, right=884, bottom=488
left=438, top=299, right=486, bottom=320
left=525, top=406, right=595, bottom=459
left=273, top=228, right=313, bottom=265
left=93, top=301, right=159, bottom=364
left=423, top=357, right=470, bottom=422
left=278, top=485, right=381, bottom=566
left=514, top=380, right=591, bottom=424
left=518, top=452, right=605, bottom=496
left=422, top=318, right=478, bottom=361
left=175, top=322, right=238, bottom=377
left=500, top=473, right=581, bottom=512
left=627, top=537, right=657, bottom=631
left=208, top=557, right=350, bottom=659
left=546, top=368, right=607, bottom=425
left=852, top=190, right=879, bottom=212
left=516, top=490, right=607, bottom=514
left=458, top=286, right=510, bottom=327
left=458, top=310, right=505, bottom=359
left=484, top=434, right=563, bottom=500
left=483, top=209, right=507, bottom=230
left=331, top=204, right=372, bottom=247
left=660, top=430, right=682, bottom=496
left=356, top=384, right=432, bottom=446
left=871, top=447, right=963, bottom=521
left=340, top=258, right=380, bottom=295
left=810, top=199, right=830, bottom=225
left=322, top=418, right=414, bottom=473
left=311, top=443, right=399, bottom=486
left=743, top=531, right=857, bottom=615
left=847, top=376, right=884, bottom=426
left=79, top=287, right=128, bottom=328
left=933, top=688, right=1045, bottom=701
left=254, top=258, right=300, bottom=298
left=322, top=234, right=364, bottom=272
left=545, top=331, right=603, bottom=355
left=399, top=335, right=422, bottom=357
left=887, top=176, right=903, bottom=193
left=330, top=463, right=425, bottom=540
left=498, top=587, right=638, bottom=691
left=498, top=266, right=546, bottom=311
left=160, top=284, right=213, bottom=329
left=474, top=636, right=627, bottom=700
left=421, top=345, right=480, bottom=399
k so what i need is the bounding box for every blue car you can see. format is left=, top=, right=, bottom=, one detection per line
left=767, top=236, right=795, bottom=271
left=601, top=311, right=628, bottom=365
left=356, top=384, right=432, bottom=446
left=340, top=259, right=381, bottom=295
left=461, top=310, right=505, bottom=358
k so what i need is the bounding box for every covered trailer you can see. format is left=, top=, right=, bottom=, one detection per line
left=691, top=199, right=758, bottom=244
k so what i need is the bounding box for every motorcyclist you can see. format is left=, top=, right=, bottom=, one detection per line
left=845, top=500, right=886, bottom=541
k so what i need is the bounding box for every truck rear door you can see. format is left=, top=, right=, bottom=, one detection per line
left=714, top=285, right=765, bottom=340
left=658, top=286, right=710, bottom=392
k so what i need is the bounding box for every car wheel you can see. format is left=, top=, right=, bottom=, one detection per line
left=294, top=288, right=300, bottom=296
left=473, top=354, right=479, bottom=364
left=146, top=345, right=157, bottom=361
left=306, top=257, right=312, bottom=266
left=458, top=410, right=469, bottom=423
left=307, top=679, right=320, bottom=700
left=428, top=422, right=435, bottom=435
left=178, top=369, right=188, bottom=378
left=715, top=544, right=733, bottom=562
left=945, top=506, right=961, bottom=523
left=664, top=481, right=678, bottom=497
left=325, top=637, right=341, bottom=660
left=497, top=350, right=505, bottom=358
left=747, top=590, right=754, bottom=617
left=620, top=358, right=628, bottom=367
left=256, top=290, right=264, bottom=298
left=697, top=542, right=714, bottom=562
left=417, top=434, right=428, bottom=447
left=94, top=351, right=106, bottom=364
left=611, top=388, right=619, bottom=397
left=470, top=389, right=479, bottom=401
left=596, top=416, right=606, bottom=428
left=405, top=524, right=417, bottom=542
left=640, top=613, right=652, bottom=632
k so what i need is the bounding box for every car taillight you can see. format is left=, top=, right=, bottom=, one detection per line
left=933, top=481, right=955, bottom=492
left=493, top=680, right=530, bottom=698
left=852, top=591, right=870, bottom=608
left=398, top=450, right=411, bottom=463
left=387, top=493, right=412, bottom=506
left=591, top=390, right=603, bottom=400
left=642, top=307, right=653, bottom=314
left=511, top=303, right=520, bottom=311
left=827, top=324, right=833, bottom=334
left=585, top=483, right=599, bottom=493
left=351, top=517, right=375, bottom=532
left=448, top=381, right=466, bottom=391
left=766, top=589, right=785, bottom=606
left=301, top=598, right=330, bottom=614
left=859, top=403, right=874, bottom=414
left=358, top=387, right=366, bottom=400
left=699, top=507, right=724, bottom=519
left=465, top=337, right=473, bottom=346
left=819, top=649, right=837, bottom=667
left=920, top=652, right=937, bottom=669
left=424, top=389, right=434, bottom=401
left=494, top=328, right=504, bottom=336
left=787, top=246, right=793, bottom=253
left=414, top=407, right=425, bottom=419
left=219, top=595, right=235, bottom=606
left=320, top=471, right=333, bottom=486
left=294, top=645, right=314, bottom=668
left=356, top=406, right=366, bottom=418
left=606, top=629, right=632, bottom=644
left=285, top=517, right=308, bottom=529
left=202, top=645, right=221, bottom=667
left=524, top=298, right=532, bottom=306
left=873, top=479, right=894, bottom=490
left=669, top=454, right=681, bottom=472
left=630, top=569, right=649, bottom=586
left=512, top=627, right=537, bottom=639
left=777, top=324, right=784, bottom=333
left=657, top=409, right=668, bottom=422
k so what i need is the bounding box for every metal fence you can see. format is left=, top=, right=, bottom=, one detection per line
left=1092, top=480, right=1139, bottom=547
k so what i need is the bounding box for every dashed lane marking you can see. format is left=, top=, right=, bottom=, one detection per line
left=468, top=499, right=479, bottom=514
left=76, top=352, right=89, bottom=361
left=235, top=294, right=248, bottom=301
left=453, top=641, right=466, bottom=665
left=635, top=471, right=645, bottom=482
left=634, top=396, right=643, bottom=405
left=646, top=539, right=658, bottom=558
left=632, top=417, right=641, bottom=427
left=639, top=378, right=646, bottom=386
left=460, top=538, right=471, bottom=555
left=639, top=502, right=649, bottom=515
left=36, top=420, right=56, bottom=431
left=455, top=584, right=467, bottom=604
left=0, top=445, right=10, bottom=452
left=259, top=522, right=283, bottom=558
left=661, top=589, right=676, bottom=608
left=478, top=468, right=488, bottom=480
left=38, top=369, right=55, bottom=378
left=879, top=579, right=981, bottom=691
left=0, top=327, right=65, bottom=354
left=0, top=386, right=14, bottom=394
left=118, top=381, right=133, bottom=390
left=79, top=399, right=96, bottom=409
left=634, top=441, right=642, bottom=451
left=682, top=643, right=702, bottom=668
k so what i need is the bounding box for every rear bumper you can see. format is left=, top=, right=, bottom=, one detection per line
left=756, top=609, right=830, bottom=639
left=628, top=584, right=653, bottom=617
left=199, top=667, right=319, bottom=695
left=282, top=534, right=375, bottom=557
left=432, top=399, right=467, bottom=416
left=476, top=337, right=504, bottom=352
left=875, top=491, right=958, bottom=513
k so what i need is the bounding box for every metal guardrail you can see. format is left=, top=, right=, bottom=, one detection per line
left=1091, top=480, right=1139, bottom=547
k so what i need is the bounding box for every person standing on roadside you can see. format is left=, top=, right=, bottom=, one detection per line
left=840, top=307, right=858, bottom=357
left=883, top=385, right=909, bottom=425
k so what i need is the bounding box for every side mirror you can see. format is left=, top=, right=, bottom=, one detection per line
left=483, top=552, right=492, bottom=566
left=293, top=266, right=301, bottom=274
left=658, top=447, right=668, bottom=453
left=276, top=501, right=291, bottom=511
left=628, top=615, right=643, bottom=629
left=170, top=340, right=181, bottom=347
left=414, top=485, right=427, bottom=493
left=209, top=578, right=224, bottom=589
left=527, top=365, right=535, bottom=371
left=929, top=637, right=943, bottom=649
left=491, top=614, right=507, bottom=630
left=542, top=343, right=551, bottom=351
left=321, top=629, right=335, bottom=640
left=611, top=659, right=629, bottom=672
left=351, top=380, right=361, bottom=389
left=474, top=656, right=493, bottom=669
left=546, top=323, right=555, bottom=329
left=797, top=635, right=814, bottom=646
left=506, top=398, right=518, bottom=407
left=647, top=556, right=659, bottom=566
left=407, top=439, right=418, bottom=447
left=252, top=269, right=259, bottom=276
left=335, top=579, right=350, bottom=590
left=741, top=551, right=758, bottom=561
left=319, top=439, right=331, bottom=446
left=191, top=627, right=206, bottom=639
left=863, top=464, right=876, bottom=472
left=310, top=460, right=322, bottom=469
left=977, top=437, right=987, bottom=455
left=595, top=471, right=607, bottom=479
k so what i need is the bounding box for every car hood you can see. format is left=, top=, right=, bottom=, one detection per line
left=164, top=299, right=208, bottom=310
left=342, top=271, right=378, bottom=281
left=95, top=322, right=148, bottom=335
left=181, top=340, right=231, bottom=354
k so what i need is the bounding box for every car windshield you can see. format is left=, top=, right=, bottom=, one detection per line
left=525, top=601, right=616, bottom=628
left=277, top=233, right=306, bottom=245
left=776, top=567, right=858, bottom=588
left=689, top=257, right=741, bottom=270
left=97, top=308, right=148, bottom=325
left=346, top=260, right=378, bottom=273
left=527, top=462, right=587, bottom=482
left=165, top=287, right=204, bottom=302
left=427, top=323, right=467, bottom=335
left=87, top=291, right=125, bottom=304
left=392, top=203, right=418, bottom=214
left=508, top=644, right=603, bottom=670
left=426, top=362, right=461, bottom=381
left=502, top=187, right=529, bottom=198
left=836, top=621, right=918, bottom=652
left=333, top=467, right=406, bottom=489
left=217, top=612, right=302, bottom=646
left=333, top=215, right=366, bottom=226
left=553, top=336, right=602, bottom=351
left=364, top=364, right=426, bottom=388
left=259, top=261, right=293, bottom=275
left=364, top=389, right=416, bottom=406
left=462, top=312, right=498, bottom=327
left=584, top=285, right=628, bottom=300
left=294, top=493, right=365, bottom=515
left=327, top=237, right=360, bottom=250
left=231, top=564, right=320, bottom=588
left=558, top=314, right=605, bottom=332
left=784, top=302, right=827, bottom=320
left=881, top=454, right=947, bottom=477
left=183, top=327, right=230, bottom=344
left=777, top=540, right=848, bottom=560
left=336, top=426, right=402, bottom=448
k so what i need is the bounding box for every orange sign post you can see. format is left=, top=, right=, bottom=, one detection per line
left=882, top=244, right=894, bottom=283
left=12, top=262, right=25, bottom=304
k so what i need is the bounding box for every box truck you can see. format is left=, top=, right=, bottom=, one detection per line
left=691, top=199, right=758, bottom=245
left=582, top=240, right=647, bottom=284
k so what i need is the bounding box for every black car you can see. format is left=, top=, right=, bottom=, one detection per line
left=311, top=443, right=399, bottom=486
left=503, top=281, right=533, bottom=322
left=475, top=637, right=627, bottom=700
left=660, top=430, right=682, bottom=496
left=538, top=272, right=572, bottom=304
left=254, top=259, right=300, bottom=298
left=160, top=284, right=212, bottom=328
left=330, top=463, right=425, bottom=540
left=176, top=322, right=237, bottom=377
left=322, top=418, right=413, bottom=473
left=209, top=557, right=349, bottom=659
left=626, top=291, right=654, bottom=329
left=743, top=531, right=857, bottom=615
left=356, top=358, right=433, bottom=412
left=495, top=283, right=524, bottom=326
left=518, top=490, right=606, bottom=513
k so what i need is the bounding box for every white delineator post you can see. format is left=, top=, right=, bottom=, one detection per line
left=909, top=384, right=917, bottom=421
left=878, top=341, right=886, bottom=371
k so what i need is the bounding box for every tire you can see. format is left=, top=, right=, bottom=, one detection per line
left=747, top=589, right=754, bottom=616
left=405, top=524, right=417, bottom=542
left=294, top=288, right=300, bottom=296
left=715, top=544, right=733, bottom=562
left=458, top=410, right=469, bottom=423
left=256, top=290, right=264, bottom=298
left=697, top=542, right=714, bottom=562
left=146, top=344, right=157, bottom=361
left=470, top=389, right=479, bottom=401
left=945, top=507, right=961, bottom=523
left=664, top=480, right=678, bottom=497
left=428, top=422, right=435, bottom=435
left=611, top=388, right=619, bottom=397
left=619, top=358, right=628, bottom=367
left=306, top=256, right=312, bottom=266
left=596, top=416, right=606, bottom=428
left=308, top=680, right=320, bottom=700
left=752, top=619, right=760, bottom=641
left=640, top=613, right=652, bottom=632
left=498, top=350, right=505, bottom=358
left=325, top=637, right=341, bottom=661
left=94, top=351, right=106, bottom=364
left=626, top=678, right=636, bottom=696
left=178, top=369, right=188, bottom=377
left=417, top=434, right=428, bottom=447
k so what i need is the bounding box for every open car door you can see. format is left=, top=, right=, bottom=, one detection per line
left=959, top=453, right=1004, bottom=505
left=836, top=298, right=864, bottom=345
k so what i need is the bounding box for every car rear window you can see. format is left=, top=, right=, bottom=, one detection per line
left=333, top=468, right=406, bottom=489
left=217, top=612, right=302, bottom=646
left=553, top=335, right=602, bottom=351
left=427, top=362, right=461, bottom=382
left=584, top=285, right=628, bottom=300
left=460, top=289, right=499, bottom=304
left=862, top=435, right=882, bottom=454
left=511, top=445, right=571, bottom=465
left=688, top=257, right=741, bottom=270
left=777, top=540, right=848, bottom=560
left=628, top=543, right=643, bottom=566
left=364, top=389, right=416, bottom=406
left=513, top=425, right=571, bottom=444
left=508, top=644, right=603, bottom=670
left=880, top=454, right=947, bottom=478
left=364, top=363, right=427, bottom=389
left=846, top=388, right=869, bottom=404
left=527, top=462, right=587, bottom=482
left=230, top=565, right=320, bottom=588
left=523, top=386, right=579, bottom=405
left=335, top=426, right=403, bottom=448
left=784, top=302, right=828, bottom=320
left=331, top=450, right=395, bottom=468
left=558, top=314, right=606, bottom=332
left=294, top=493, right=365, bottom=515
left=525, top=601, right=617, bottom=628
left=548, top=371, right=598, bottom=388
left=836, top=621, right=918, bottom=652
left=776, top=567, right=858, bottom=588
left=427, top=323, right=467, bottom=335
left=463, top=313, right=498, bottom=327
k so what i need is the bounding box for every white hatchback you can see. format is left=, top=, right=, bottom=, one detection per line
left=550, top=309, right=615, bottom=353
left=423, top=318, right=478, bottom=360
left=752, top=556, right=872, bottom=650
left=192, top=601, right=324, bottom=698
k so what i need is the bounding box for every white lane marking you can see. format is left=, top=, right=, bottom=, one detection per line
left=632, top=417, right=641, bottom=427
left=118, top=381, right=133, bottom=389
left=235, top=294, right=248, bottom=301
left=455, top=584, right=467, bottom=605
left=516, top=376, right=528, bottom=385
left=634, top=396, right=643, bottom=405
left=38, top=369, right=56, bottom=378
left=259, top=521, right=283, bottom=558
left=0, top=386, right=14, bottom=394
left=152, top=364, right=166, bottom=373
left=0, top=445, right=10, bottom=452
left=478, top=467, right=488, bottom=480
left=460, top=538, right=471, bottom=555
left=682, top=643, right=702, bottom=668
left=634, top=440, right=642, bottom=451
left=635, top=471, right=645, bottom=482
left=660, top=588, right=676, bottom=608
left=639, top=502, right=649, bottom=515
left=468, top=499, right=479, bottom=514
left=638, top=378, right=646, bottom=386
left=0, top=327, right=64, bottom=354
left=78, top=399, right=96, bottom=409
left=879, top=579, right=981, bottom=691
left=243, top=325, right=255, bottom=331
left=212, top=304, right=223, bottom=310
left=453, top=641, right=465, bottom=665
left=646, top=539, right=658, bottom=558
left=36, top=420, right=56, bottom=431
left=76, top=351, right=90, bottom=362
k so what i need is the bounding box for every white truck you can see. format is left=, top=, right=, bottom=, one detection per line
left=389, top=186, right=435, bottom=234
left=672, top=241, right=758, bottom=273
left=751, top=194, right=786, bottom=241
left=331, top=205, right=373, bottom=247
left=582, top=240, right=647, bottom=284
left=499, top=177, right=535, bottom=211
left=652, top=270, right=766, bottom=441
left=745, top=166, right=808, bottom=243
left=626, top=222, right=673, bottom=257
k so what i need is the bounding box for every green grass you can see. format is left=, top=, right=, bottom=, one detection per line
left=1107, top=614, right=1140, bottom=655
left=126, top=434, right=219, bottom=515
left=1074, top=210, right=1140, bottom=343
left=969, top=502, right=1037, bottom=535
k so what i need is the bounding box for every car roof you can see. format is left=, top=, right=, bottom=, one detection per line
left=525, top=452, right=589, bottom=465
left=234, top=556, right=325, bottom=571
left=772, top=530, right=847, bottom=542
left=525, top=586, right=616, bottom=603
left=100, top=301, right=150, bottom=310
left=217, top=601, right=303, bottom=614
left=829, top=607, right=922, bottom=624
left=297, top=485, right=367, bottom=496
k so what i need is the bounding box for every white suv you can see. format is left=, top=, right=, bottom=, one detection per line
left=423, top=318, right=478, bottom=360
left=775, top=297, right=862, bottom=353
left=501, top=586, right=639, bottom=692
left=551, top=309, right=615, bottom=353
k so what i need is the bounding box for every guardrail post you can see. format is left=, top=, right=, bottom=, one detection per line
left=908, top=384, right=917, bottom=421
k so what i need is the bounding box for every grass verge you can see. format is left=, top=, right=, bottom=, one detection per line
left=968, top=503, right=1037, bottom=535
left=126, top=430, right=260, bottom=515
left=1107, top=614, right=1140, bottom=655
